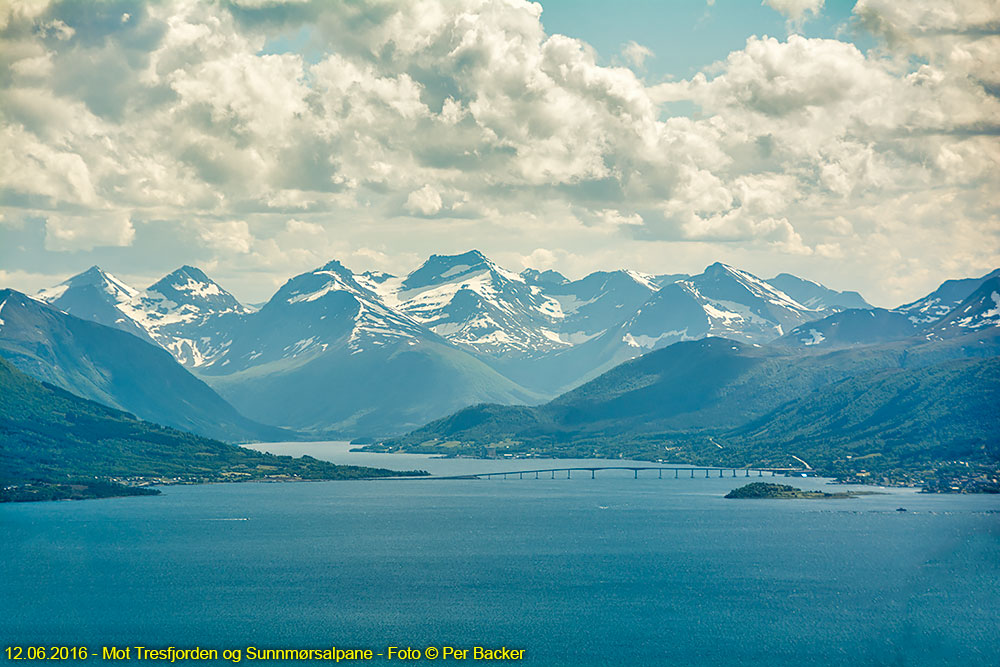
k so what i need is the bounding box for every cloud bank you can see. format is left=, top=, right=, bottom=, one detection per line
left=0, top=0, right=997, bottom=304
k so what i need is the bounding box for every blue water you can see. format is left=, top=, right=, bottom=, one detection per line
left=2, top=444, right=999, bottom=666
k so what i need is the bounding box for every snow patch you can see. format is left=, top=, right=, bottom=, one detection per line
left=439, top=264, right=472, bottom=279
left=622, top=330, right=689, bottom=349
left=801, top=329, right=826, bottom=346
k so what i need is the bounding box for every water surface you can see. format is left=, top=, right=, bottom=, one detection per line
left=2, top=443, right=998, bottom=666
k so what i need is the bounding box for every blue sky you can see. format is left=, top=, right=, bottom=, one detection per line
left=0, top=0, right=997, bottom=306
left=538, top=0, right=866, bottom=81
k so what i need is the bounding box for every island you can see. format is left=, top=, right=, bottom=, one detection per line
left=724, top=482, right=873, bottom=499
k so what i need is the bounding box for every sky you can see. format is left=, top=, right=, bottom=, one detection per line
left=0, top=0, right=998, bottom=307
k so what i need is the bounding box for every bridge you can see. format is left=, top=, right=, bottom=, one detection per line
left=411, top=466, right=805, bottom=481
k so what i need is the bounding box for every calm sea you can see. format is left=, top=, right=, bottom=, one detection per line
left=2, top=442, right=998, bottom=666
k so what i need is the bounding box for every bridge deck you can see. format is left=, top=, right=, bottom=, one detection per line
left=379, top=466, right=804, bottom=481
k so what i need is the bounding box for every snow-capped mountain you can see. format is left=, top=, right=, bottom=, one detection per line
left=201, top=259, right=425, bottom=373
left=197, top=259, right=540, bottom=436
left=27, top=254, right=892, bottom=434
left=780, top=268, right=1000, bottom=349
left=896, top=268, right=1000, bottom=324
left=767, top=273, right=870, bottom=311
left=356, top=251, right=667, bottom=358
left=37, top=266, right=156, bottom=344
left=373, top=250, right=570, bottom=356
left=926, top=277, right=1000, bottom=338
left=492, top=262, right=829, bottom=395
left=524, top=269, right=660, bottom=345
left=37, top=265, right=248, bottom=367
left=617, top=262, right=820, bottom=352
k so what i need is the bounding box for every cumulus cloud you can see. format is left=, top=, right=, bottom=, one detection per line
left=285, top=219, right=324, bottom=235
left=44, top=212, right=135, bottom=251
left=405, top=185, right=443, bottom=216
left=521, top=248, right=558, bottom=269
left=198, top=221, right=254, bottom=254
left=763, top=0, right=825, bottom=29
left=0, top=0, right=997, bottom=304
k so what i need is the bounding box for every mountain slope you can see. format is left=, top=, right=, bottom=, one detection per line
left=392, top=338, right=901, bottom=445
left=728, top=357, right=1000, bottom=473
left=197, top=260, right=540, bottom=436
left=779, top=270, right=1000, bottom=349
left=0, top=290, right=288, bottom=443
left=384, top=250, right=569, bottom=356
left=896, top=268, right=1000, bottom=324
left=38, top=265, right=249, bottom=367
left=0, top=356, right=417, bottom=488
left=767, top=273, right=870, bottom=311
left=500, top=262, right=825, bottom=395
left=926, top=277, right=1000, bottom=338
left=387, top=330, right=1000, bottom=472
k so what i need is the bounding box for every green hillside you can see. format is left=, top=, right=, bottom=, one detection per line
left=0, top=289, right=292, bottom=443
left=378, top=337, right=999, bottom=488
left=0, top=357, right=424, bottom=501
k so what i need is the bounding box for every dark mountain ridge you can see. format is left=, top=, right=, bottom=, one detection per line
left=0, top=289, right=288, bottom=443
left=0, top=356, right=419, bottom=496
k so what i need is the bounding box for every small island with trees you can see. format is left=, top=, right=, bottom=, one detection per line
left=724, top=482, right=875, bottom=500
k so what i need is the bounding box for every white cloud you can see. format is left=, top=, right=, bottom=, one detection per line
left=0, top=0, right=997, bottom=305
left=521, top=248, right=559, bottom=269
left=38, top=18, right=74, bottom=40
left=622, top=41, right=654, bottom=68
left=285, top=219, right=324, bottom=235
left=597, top=209, right=644, bottom=228
left=405, top=185, right=443, bottom=216
left=198, top=221, right=254, bottom=254
left=763, top=0, right=824, bottom=29
left=0, top=212, right=22, bottom=229
left=44, top=213, right=135, bottom=251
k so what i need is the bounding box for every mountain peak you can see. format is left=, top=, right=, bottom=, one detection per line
left=402, top=250, right=507, bottom=291
left=72, top=265, right=114, bottom=284
left=148, top=266, right=243, bottom=312
left=319, top=259, right=353, bottom=274
left=150, top=265, right=211, bottom=288
left=771, top=272, right=819, bottom=287
left=426, top=250, right=490, bottom=269
left=767, top=273, right=870, bottom=311
left=447, top=249, right=487, bottom=262
left=44, top=265, right=138, bottom=301
left=521, top=268, right=569, bottom=286
left=175, top=265, right=210, bottom=280
left=929, top=275, right=1000, bottom=335
left=703, top=261, right=738, bottom=276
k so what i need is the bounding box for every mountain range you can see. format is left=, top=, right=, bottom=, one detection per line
left=779, top=271, right=1000, bottom=349
left=4, top=253, right=996, bottom=448
left=386, top=328, right=1000, bottom=486
left=13, top=252, right=875, bottom=437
